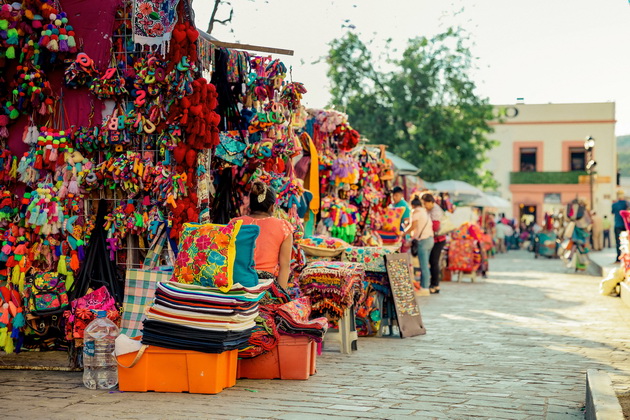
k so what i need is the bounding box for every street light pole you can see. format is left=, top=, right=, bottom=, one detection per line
left=584, top=136, right=596, bottom=211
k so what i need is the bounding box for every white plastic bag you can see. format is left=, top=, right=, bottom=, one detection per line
left=600, top=266, right=625, bottom=296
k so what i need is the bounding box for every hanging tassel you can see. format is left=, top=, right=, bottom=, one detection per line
left=9, top=157, right=17, bottom=179
left=8, top=301, right=17, bottom=317
left=58, top=183, right=68, bottom=199
left=70, top=251, right=79, bottom=271
left=49, top=147, right=57, bottom=163
left=65, top=272, right=75, bottom=291
left=47, top=38, right=59, bottom=52
left=0, top=303, right=9, bottom=325
left=78, top=244, right=85, bottom=261
left=68, top=35, right=76, bottom=49
left=28, top=206, right=40, bottom=225
left=0, top=328, right=7, bottom=349
left=4, top=332, right=14, bottom=354
left=13, top=244, right=26, bottom=261
left=17, top=157, right=28, bottom=177
left=18, top=270, right=25, bottom=294
left=68, top=177, right=79, bottom=195
left=34, top=154, right=43, bottom=169
left=57, top=255, right=67, bottom=274
left=6, top=46, right=15, bottom=60
left=28, top=126, right=38, bottom=145
left=59, top=38, right=68, bottom=52
left=12, top=311, right=24, bottom=329
left=41, top=222, right=51, bottom=236
left=36, top=208, right=48, bottom=226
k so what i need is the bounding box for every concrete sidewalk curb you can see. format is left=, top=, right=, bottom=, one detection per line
left=585, top=369, right=624, bottom=420
left=588, top=258, right=604, bottom=277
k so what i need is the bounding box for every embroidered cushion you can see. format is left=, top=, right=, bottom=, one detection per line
left=233, top=224, right=260, bottom=287
left=381, top=207, right=406, bottom=234
left=173, top=221, right=242, bottom=292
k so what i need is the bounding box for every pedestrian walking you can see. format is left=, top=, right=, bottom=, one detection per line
left=422, top=193, right=446, bottom=294
left=591, top=212, right=603, bottom=251
left=406, top=197, right=434, bottom=296
left=603, top=215, right=612, bottom=248
left=612, top=192, right=629, bottom=263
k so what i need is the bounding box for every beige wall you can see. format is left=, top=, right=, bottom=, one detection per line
left=486, top=102, right=617, bottom=221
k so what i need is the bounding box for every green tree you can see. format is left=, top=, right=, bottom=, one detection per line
left=327, top=29, right=498, bottom=189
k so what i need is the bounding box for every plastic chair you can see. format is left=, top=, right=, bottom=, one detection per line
left=323, top=305, right=358, bottom=354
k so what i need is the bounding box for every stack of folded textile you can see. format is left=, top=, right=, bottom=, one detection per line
left=275, top=297, right=328, bottom=341
left=142, top=279, right=272, bottom=353
left=238, top=283, right=329, bottom=358
left=298, top=261, right=365, bottom=322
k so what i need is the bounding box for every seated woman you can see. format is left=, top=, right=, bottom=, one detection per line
left=232, top=182, right=294, bottom=289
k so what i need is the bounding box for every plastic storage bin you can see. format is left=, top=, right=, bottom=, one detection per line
left=238, top=335, right=316, bottom=380
left=118, top=346, right=237, bottom=394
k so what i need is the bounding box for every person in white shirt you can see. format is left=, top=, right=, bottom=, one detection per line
left=495, top=220, right=514, bottom=253
left=406, top=197, right=434, bottom=294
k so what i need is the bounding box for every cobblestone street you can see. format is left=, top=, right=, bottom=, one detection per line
left=1, top=250, right=629, bottom=419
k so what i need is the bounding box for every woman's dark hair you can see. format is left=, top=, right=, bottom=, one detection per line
left=250, top=181, right=276, bottom=214
left=421, top=193, right=435, bottom=203
left=411, top=198, right=422, bottom=207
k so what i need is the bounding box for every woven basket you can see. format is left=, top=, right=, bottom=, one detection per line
left=299, top=244, right=345, bottom=257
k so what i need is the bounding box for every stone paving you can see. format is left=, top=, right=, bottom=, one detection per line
left=1, top=250, right=630, bottom=419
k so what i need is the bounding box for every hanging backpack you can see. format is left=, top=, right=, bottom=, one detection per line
left=25, top=272, right=70, bottom=316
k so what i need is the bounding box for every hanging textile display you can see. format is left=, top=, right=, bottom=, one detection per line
left=132, top=0, right=180, bottom=50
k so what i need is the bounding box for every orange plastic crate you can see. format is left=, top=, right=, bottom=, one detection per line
left=309, top=340, right=317, bottom=376
left=238, top=335, right=316, bottom=380
left=118, top=346, right=237, bottom=394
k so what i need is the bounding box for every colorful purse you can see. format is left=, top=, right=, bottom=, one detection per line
left=26, top=272, right=70, bottom=316
left=215, top=131, right=247, bottom=166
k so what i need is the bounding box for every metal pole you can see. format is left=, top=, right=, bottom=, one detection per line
left=590, top=170, right=594, bottom=211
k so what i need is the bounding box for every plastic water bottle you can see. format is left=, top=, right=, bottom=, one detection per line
left=83, top=310, right=120, bottom=389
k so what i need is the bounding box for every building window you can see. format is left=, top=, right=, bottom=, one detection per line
left=569, top=147, right=586, bottom=171
left=520, top=148, right=537, bottom=172
left=544, top=193, right=562, bottom=204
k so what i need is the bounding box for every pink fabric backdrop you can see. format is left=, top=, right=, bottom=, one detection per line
left=8, top=0, right=121, bottom=158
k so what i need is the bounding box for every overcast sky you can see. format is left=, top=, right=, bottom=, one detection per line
left=194, top=0, right=630, bottom=135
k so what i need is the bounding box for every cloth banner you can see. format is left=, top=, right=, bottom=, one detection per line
left=133, top=0, right=180, bottom=49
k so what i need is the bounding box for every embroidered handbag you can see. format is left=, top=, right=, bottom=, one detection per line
left=215, top=131, right=247, bottom=166
left=26, top=272, right=70, bottom=316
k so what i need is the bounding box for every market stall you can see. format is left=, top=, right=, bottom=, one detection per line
left=0, top=0, right=432, bottom=392
left=0, top=0, right=332, bottom=383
